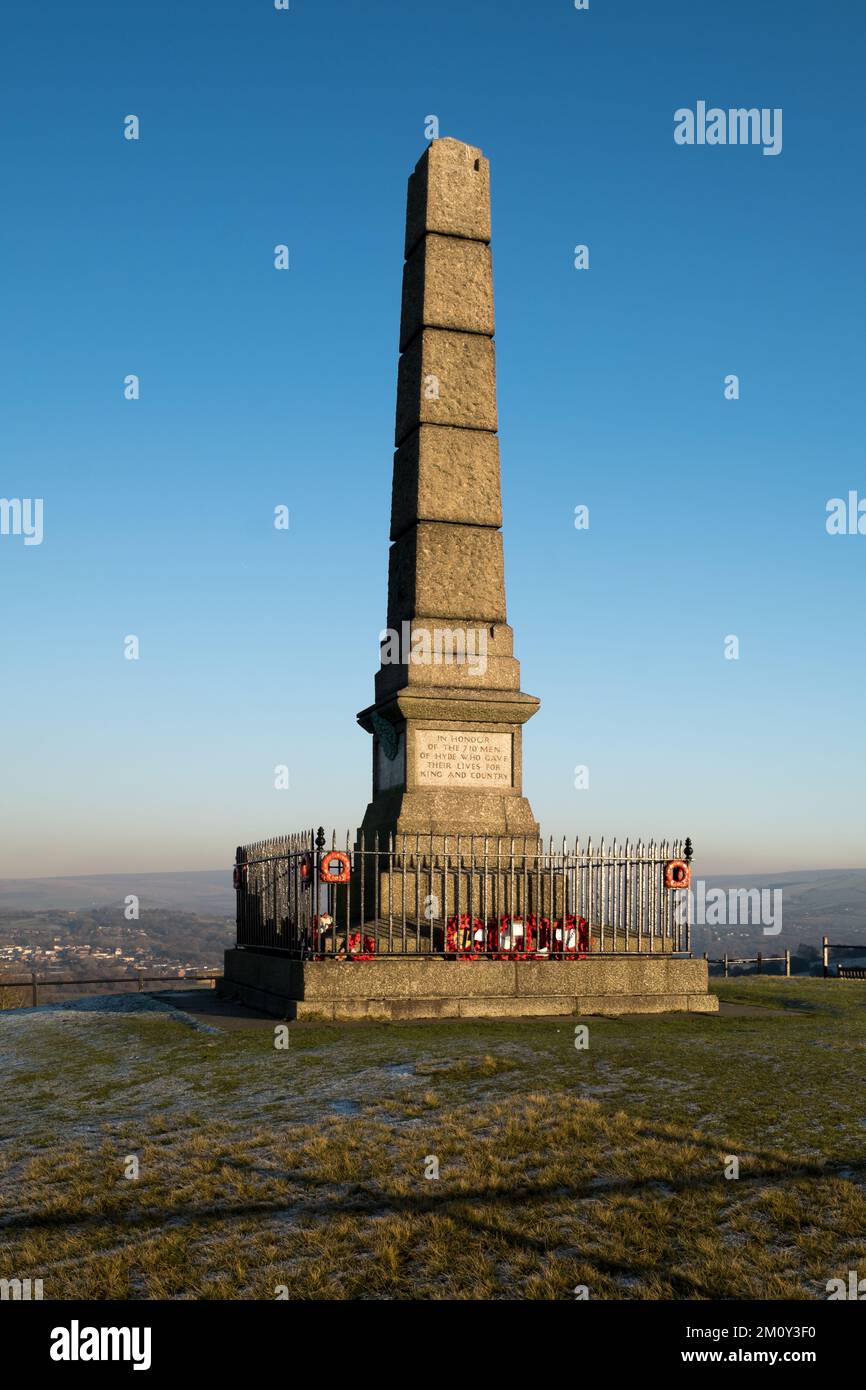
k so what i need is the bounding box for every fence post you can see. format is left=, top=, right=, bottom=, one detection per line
left=785, top=948, right=790, bottom=977
left=756, top=952, right=762, bottom=974
left=31, top=971, right=38, bottom=1007
left=723, top=953, right=728, bottom=978
left=683, top=836, right=693, bottom=955
left=137, top=974, right=143, bottom=992
left=822, top=935, right=829, bottom=978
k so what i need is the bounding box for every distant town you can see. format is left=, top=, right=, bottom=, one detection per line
left=0, top=907, right=234, bottom=982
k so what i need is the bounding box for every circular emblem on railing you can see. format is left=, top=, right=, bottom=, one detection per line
left=320, top=850, right=352, bottom=884
left=233, top=863, right=248, bottom=891
left=664, top=859, right=690, bottom=889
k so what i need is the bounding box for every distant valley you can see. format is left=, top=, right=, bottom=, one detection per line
left=0, top=867, right=864, bottom=980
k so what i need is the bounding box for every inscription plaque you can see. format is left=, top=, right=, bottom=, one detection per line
left=415, top=730, right=512, bottom=788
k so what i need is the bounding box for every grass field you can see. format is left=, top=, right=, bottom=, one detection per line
left=1, top=978, right=864, bottom=1299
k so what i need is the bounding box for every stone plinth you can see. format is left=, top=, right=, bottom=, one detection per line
left=359, top=700, right=539, bottom=840
left=221, top=949, right=719, bottom=1021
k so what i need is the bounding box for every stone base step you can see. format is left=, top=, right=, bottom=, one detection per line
left=220, top=949, right=717, bottom=1021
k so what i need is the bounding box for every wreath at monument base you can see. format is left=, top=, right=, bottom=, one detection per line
left=347, top=932, right=377, bottom=960
left=445, top=913, right=589, bottom=960
left=328, top=916, right=590, bottom=961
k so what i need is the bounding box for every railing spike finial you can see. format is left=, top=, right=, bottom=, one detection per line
left=684, top=836, right=694, bottom=863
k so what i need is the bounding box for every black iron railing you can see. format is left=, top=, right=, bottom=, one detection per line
left=234, top=830, right=693, bottom=958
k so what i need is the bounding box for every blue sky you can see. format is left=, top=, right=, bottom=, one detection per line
left=1, top=0, right=864, bottom=877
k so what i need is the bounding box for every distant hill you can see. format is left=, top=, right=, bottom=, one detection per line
left=0, top=871, right=233, bottom=916
left=2, top=866, right=864, bottom=952
left=691, top=868, right=866, bottom=957
left=701, top=868, right=866, bottom=908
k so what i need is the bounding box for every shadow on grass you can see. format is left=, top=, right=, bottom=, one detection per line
left=6, top=1146, right=863, bottom=1240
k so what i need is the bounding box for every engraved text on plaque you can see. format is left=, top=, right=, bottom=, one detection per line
left=415, top=730, right=512, bottom=788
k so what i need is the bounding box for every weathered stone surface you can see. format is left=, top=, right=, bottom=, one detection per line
left=572, top=993, right=708, bottom=1016
left=287, top=994, right=716, bottom=1020
left=404, top=138, right=490, bottom=258
left=387, top=521, right=506, bottom=625
left=400, top=234, right=494, bottom=350
left=390, top=425, right=502, bottom=539
left=365, top=786, right=540, bottom=841
left=457, top=996, right=574, bottom=1018
left=380, top=687, right=539, bottom=726
left=221, top=950, right=719, bottom=1020
left=374, top=621, right=520, bottom=699
left=515, top=956, right=710, bottom=996
left=395, top=329, right=497, bottom=445
left=687, top=994, right=721, bottom=1013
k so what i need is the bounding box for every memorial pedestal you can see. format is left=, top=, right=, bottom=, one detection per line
left=221, top=951, right=718, bottom=1021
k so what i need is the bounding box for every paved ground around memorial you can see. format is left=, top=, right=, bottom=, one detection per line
left=1, top=979, right=864, bottom=1299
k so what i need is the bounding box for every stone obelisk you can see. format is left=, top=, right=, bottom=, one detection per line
left=357, top=138, right=539, bottom=840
